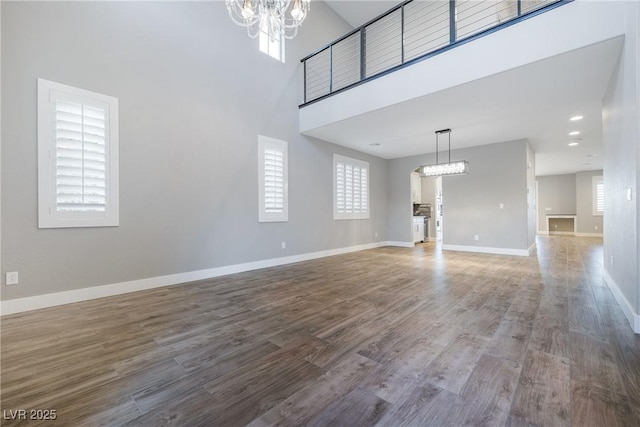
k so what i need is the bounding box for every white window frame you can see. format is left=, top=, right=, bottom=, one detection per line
left=259, top=19, right=285, bottom=62
left=37, top=78, right=119, bottom=228
left=258, top=135, right=288, bottom=222
left=334, top=154, right=370, bottom=220
left=592, top=175, right=604, bottom=216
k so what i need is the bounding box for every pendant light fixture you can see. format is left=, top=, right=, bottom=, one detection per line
left=419, top=129, right=469, bottom=177
left=226, top=0, right=311, bottom=40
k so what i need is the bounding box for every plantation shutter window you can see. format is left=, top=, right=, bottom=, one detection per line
left=334, top=154, right=370, bottom=220
left=55, top=101, right=107, bottom=212
left=593, top=176, right=604, bottom=216
left=38, top=79, right=119, bottom=228
left=264, top=148, right=285, bottom=212
left=258, top=136, right=288, bottom=222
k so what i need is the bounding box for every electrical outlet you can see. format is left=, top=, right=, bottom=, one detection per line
left=594, top=225, right=598, bottom=230
left=554, top=224, right=558, bottom=229
left=281, top=242, right=286, bottom=249
left=474, top=235, right=479, bottom=241
left=6, top=272, right=19, bottom=286
left=627, top=188, right=633, bottom=201
left=499, top=203, right=504, bottom=209
left=375, top=232, right=378, bottom=238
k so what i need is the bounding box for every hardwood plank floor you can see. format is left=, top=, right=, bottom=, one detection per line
left=1, top=236, right=639, bottom=426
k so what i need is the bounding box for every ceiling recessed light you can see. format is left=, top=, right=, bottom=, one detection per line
left=369, top=143, right=381, bottom=146
left=568, top=142, right=579, bottom=147
left=570, top=115, right=584, bottom=121
left=569, top=131, right=581, bottom=136
left=585, top=154, right=597, bottom=158
left=583, top=162, right=591, bottom=166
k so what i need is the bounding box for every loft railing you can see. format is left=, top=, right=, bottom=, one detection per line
left=300, top=0, right=571, bottom=106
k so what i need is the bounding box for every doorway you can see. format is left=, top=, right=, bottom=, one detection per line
left=410, top=169, right=440, bottom=245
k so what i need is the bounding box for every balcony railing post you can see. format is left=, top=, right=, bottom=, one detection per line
left=303, top=59, right=307, bottom=104
left=401, top=3, right=405, bottom=64
left=329, top=44, right=333, bottom=93
left=449, top=0, right=457, bottom=44
left=517, top=0, right=522, bottom=16
left=360, top=28, right=366, bottom=80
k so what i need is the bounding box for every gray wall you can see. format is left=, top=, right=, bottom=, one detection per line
left=388, top=140, right=530, bottom=251
left=1, top=2, right=389, bottom=300
left=576, top=170, right=604, bottom=234
left=536, top=174, right=577, bottom=232
left=602, top=0, right=639, bottom=316
left=441, top=140, right=529, bottom=250
left=526, top=142, right=536, bottom=247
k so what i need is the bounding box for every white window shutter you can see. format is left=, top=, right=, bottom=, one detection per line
left=334, top=154, right=370, bottom=220
left=593, top=176, right=604, bottom=216
left=259, top=136, right=288, bottom=222
left=38, top=78, right=119, bottom=228
left=55, top=100, right=107, bottom=212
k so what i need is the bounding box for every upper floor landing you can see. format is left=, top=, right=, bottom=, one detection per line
left=298, top=0, right=631, bottom=160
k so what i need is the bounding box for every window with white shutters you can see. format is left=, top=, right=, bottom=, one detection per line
left=258, top=136, right=288, bottom=222
left=38, top=79, right=119, bottom=228
left=593, top=175, right=604, bottom=216
left=334, top=154, right=370, bottom=220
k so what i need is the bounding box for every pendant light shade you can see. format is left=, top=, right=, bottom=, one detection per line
left=419, top=129, right=469, bottom=177
left=421, top=160, right=470, bottom=177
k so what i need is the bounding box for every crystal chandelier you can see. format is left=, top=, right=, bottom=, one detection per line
left=419, top=129, right=470, bottom=177
left=225, top=0, right=311, bottom=40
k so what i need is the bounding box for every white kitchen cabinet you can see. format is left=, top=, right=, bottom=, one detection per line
left=413, top=216, right=425, bottom=243
left=411, top=171, right=422, bottom=203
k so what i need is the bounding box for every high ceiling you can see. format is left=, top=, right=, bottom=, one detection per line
left=317, top=1, right=622, bottom=176
left=324, top=0, right=399, bottom=27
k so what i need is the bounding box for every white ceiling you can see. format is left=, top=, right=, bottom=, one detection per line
left=315, top=2, right=623, bottom=176
left=324, top=0, right=399, bottom=27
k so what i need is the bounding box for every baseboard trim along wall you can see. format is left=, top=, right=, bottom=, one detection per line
left=1, top=241, right=390, bottom=316
left=387, top=241, right=414, bottom=248
left=603, top=270, right=640, bottom=334
left=442, top=244, right=530, bottom=257
left=537, top=232, right=603, bottom=238
left=548, top=231, right=575, bottom=236
left=528, top=243, right=537, bottom=256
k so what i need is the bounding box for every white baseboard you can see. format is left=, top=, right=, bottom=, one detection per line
left=387, top=241, right=414, bottom=248
left=528, top=242, right=537, bottom=256
left=575, top=232, right=604, bottom=237
left=0, top=241, right=389, bottom=316
left=537, top=231, right=603, bottom=238
left=442, top=244, right=530, bottom=257
left=603, top=269, right=640, bottom=334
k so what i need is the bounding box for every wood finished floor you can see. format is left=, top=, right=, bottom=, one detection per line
left=1, top=236, right=639, bottom=426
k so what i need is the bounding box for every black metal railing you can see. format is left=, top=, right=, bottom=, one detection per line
left=300, top=0, right=571, bottom=106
